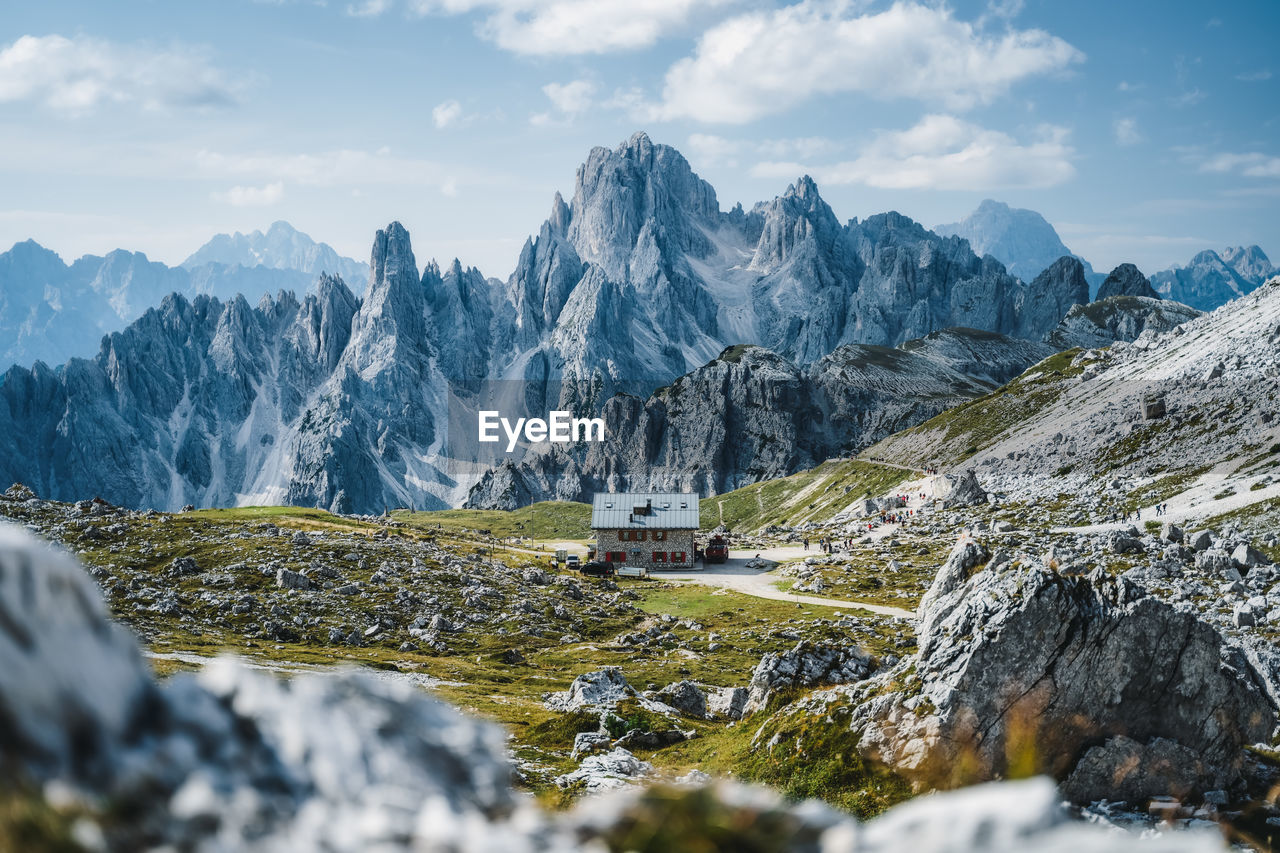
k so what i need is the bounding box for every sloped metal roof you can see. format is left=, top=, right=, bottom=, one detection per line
left=591, top=492, right=700, bottom=529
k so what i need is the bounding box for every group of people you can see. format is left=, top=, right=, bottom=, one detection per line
left=802, top=536, right=856, bottom=554
left=1109, top=502, right=1171, bottom=524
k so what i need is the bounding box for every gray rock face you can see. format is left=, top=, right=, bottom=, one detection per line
left=1011, top=256, right=1090, bottom=340
left=847, top=538, right=1275, bottom=798
left=744, top=640, right=875, bottom=714
left=1046, top=295, right=1200, bottom=350
left=1097, top=263, right=1160, bottom=301
left=0, top=134, right=1092, bottom=515
left=465, top=340, right=1004, bottom=508
left=707, top=686, right=748, bottom=720
left=1151, top=246, right=1275, bottom=312
left=933, top=199, right=1100, bottom=286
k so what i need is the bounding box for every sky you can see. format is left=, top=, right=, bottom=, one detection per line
left=1, top=0, right=1278, bottom=280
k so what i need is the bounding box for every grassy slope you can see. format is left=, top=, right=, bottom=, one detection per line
left=394, top=501, right=592, bottom=541
left=862, top=348, right=1087, bottom=469
left=700, top=459, right=912, bottom=533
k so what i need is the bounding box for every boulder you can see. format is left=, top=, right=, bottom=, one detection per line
left=656, top=680, right=708, bottom=718
left=276, top=567, right=312, bottom=590
left=1108, top=532, right=1143, bottom=554
left=1160, top=522, right=1184, bottom=544
left=934, top=470, right=987, bottom=509
left=744, top=641, right=874, bottom=715
left=545, top=666, right=635, bottom=712
left=1062, top=736, right=1214, bottom=804
left=1196, top=548, right=1238, bottom=577
left=1188, top=529, right=1214, bottom=551
left=847, top=543, right=1274, bottom=799
left=571, top=731, right=612, bottom=760
left=1232, top=543, right=1269, bottom=568
left=554, top=747, right=652, bottom=792
left=707, top=686, right=749, bottom=721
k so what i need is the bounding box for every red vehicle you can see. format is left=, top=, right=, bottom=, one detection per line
left=704, top=535, right=729, bottom=564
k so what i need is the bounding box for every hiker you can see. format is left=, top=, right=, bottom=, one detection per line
left=803, top=538, right=809, bottom=551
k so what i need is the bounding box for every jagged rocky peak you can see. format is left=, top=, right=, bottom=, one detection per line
left=1097, top=263, right=1159, bottom=300
left=548, top=190, right=571, bottom=235
left=1012, top=255, right=1090, bottom=340
left=1222, top=244, right=1272, bottom=280
left=566, top=131, right=721, bottom=280
left=369, top=221, right=418, bottom=292
left=748, top=175, right=845, bottom=273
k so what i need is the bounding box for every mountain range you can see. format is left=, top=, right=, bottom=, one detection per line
left=933, top=199, right=1102, bottom=291
left=0, top=133, right=1244, bottom=514
left=0, top=222, right=367, bottom=370
left=1149, top=245, right=1274, bottom=311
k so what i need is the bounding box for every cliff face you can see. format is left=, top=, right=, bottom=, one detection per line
left=0, top=134, right=1090, bottom=513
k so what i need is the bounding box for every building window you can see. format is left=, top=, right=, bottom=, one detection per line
left=670, top=551, right=686, bottom=563
left=652, top=530, right=667, bottom=541
left=652, top=551, right=667, bottom=562
left=618, top=530, right=630, bottom=541
left=637, top=530, right=647, bottom=541
left=606, top=551, right=626, bottom=562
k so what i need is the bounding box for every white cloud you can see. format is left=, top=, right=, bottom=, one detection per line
left=1113, top=117, right=1140, bottom=146
left=651, top=0, right=1083, bottom=124
left=1236, top=69, right=1272, bottom=82
left=0, top=34, right=237, bottom=114
left=346, top=0, right=393, bottom=16
left=686, top=133, right=839, bottom=167
left=406, top=0, right=732, bottom=55
left=1200, top=152, right=1280, bottom=178
left=194, top=147, right=458, bottom=187
left=212, top=181, right=285, bottom=206
left=432, top=98, right=463, bottom=128
left=542, top=79, right=596, bottom=114
left=752, top=114, right=1074, bottom=191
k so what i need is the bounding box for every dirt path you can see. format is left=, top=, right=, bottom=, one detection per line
left=1057, top=474, right=1280, bottom=535
left=657, top=547, right=915, bottom=619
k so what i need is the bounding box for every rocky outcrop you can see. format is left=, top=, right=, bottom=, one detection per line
left=1096, top=263, right=1160, bottom=301
left=1045, top=295, right=1201, bottom=350
left=1151, top=245, right=1274, bottom=312
left=844, top=538, right=1275, bottom=800
left=743, top=640, right=875, bottom=714
left=1011, top=256, right=1091, bottom=340
left=466, top=340, right=1013, bottom=507
left=933, top=470, right=988, bottom=509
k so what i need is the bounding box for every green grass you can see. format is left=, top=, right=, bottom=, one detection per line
left=864, top=348, right=1087, bottom=468
left=659, top=701, right=911, bottom=820
left=395, top=501, right=591, bottom=540
left=1122, top=464, right=1212, bottom=513
left=184, top=505, right=382, bottom=532
left=701, top=459, right=909, bottom=533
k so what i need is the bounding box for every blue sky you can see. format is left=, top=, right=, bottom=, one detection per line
left=1, top=0, right=1277, bottom=279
